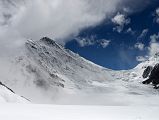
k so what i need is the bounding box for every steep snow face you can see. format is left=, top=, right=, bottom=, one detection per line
left=1, top=37, right=159, bottom=105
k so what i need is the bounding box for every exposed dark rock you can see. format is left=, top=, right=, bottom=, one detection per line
left=40, top=37, right=56, bottom=46
left=142, top=78, right=152, bottom=84
left=142, top=66, right=153, bottom=78
left=0, top=81, right=15, bottom=93
left=21, top=96, right=31, bottom=102
left=150, top=64, right=159, bottom=85
left=142, top=63, right=159, bottom=88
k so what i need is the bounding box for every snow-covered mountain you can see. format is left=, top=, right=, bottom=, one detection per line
left=0, top=37, right=159, bottom=105
left=1, top=37, right=114, bottom=103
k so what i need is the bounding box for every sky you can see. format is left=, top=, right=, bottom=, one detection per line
left=66, top=1, right=159, bottom=70
left=0, top=0, right=159, bottom=70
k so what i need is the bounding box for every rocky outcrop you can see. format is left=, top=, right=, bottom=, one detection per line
left=142, top=64, right=159, bottom=88
left=142, top=66, right=153, bottom=78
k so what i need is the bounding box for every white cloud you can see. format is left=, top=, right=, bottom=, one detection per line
left=126, top=27, right=135, bottom=35
left=99, top=39, right=111, bottom=48
left=156, top=8, right=159, bottom=15
left=0, top=0, right=124, bottom=42
left=112, top=13, right=130, bottom=33
left=137, top=29, right=149, bottom=40
left=112, top=13, right=130, bottom=26
left=76, top=37, right=111, bottom=48
left=0, top=0, right=155, bottom=56
left=150, top=33, right=159, bottom=42
left=149, top=42, right=159, bottom=56
left=148, top=33, right=159, bottom=56
left=136, top=56, right=147, bottom=62
left=0, top=0, right=123, bottom=56
left=135, top=33, right=159, bottom=61
left=134, top=42, right=145, bottom=51
left=75, top=36, right=96, bottom=47
left=155, top=8, right=159, bottom=24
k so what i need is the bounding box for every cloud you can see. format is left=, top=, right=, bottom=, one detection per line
left=0, top=0, right=153, bottom=41
left=0, top=0, right=124, bottom=42
left=134, top=42, right=145, bottom=51
left=150, top=33, right=159, bottom=42
left=0, top=26, right=25, bottom=57
left=137, top=29, right=149, bottom=40
left=75, top=36, right=96, bottom=47
left=136, top=56, right=148, bottom=62
left=148, top=33, right=159, bottom=56
left=76, top=36, right=111, bottom=48
left=0, top=0, right=122, bottom=56
left=149, top=42, right=159, bottom=56
left=112, top=13, right=130, bottom=26
left=112, top=13, right=130, bottom=33
left=155, top=8, right=159, bottom=24
left=0, top=0, right=156, bottom=56
left=126, top=27, right=135, bottom=35
left=135, top=33, right=159, bottom=62
left=99, top=39, right=111, bottom=48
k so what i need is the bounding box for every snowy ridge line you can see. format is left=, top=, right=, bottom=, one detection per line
left=40, top=37, right=104, bottom=69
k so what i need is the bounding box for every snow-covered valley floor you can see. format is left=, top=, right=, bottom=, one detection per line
left=0, top=104, right=158, bottom=120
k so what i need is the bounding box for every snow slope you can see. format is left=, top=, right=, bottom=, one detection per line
left=0, top=37, right=159, bottom=105
left=0, top=83, right=28, bottom=103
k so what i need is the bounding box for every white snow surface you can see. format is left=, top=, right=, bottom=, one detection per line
left=0, top=104, right=159, bottom=120
left=0, top=37, right=159, bottom=105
